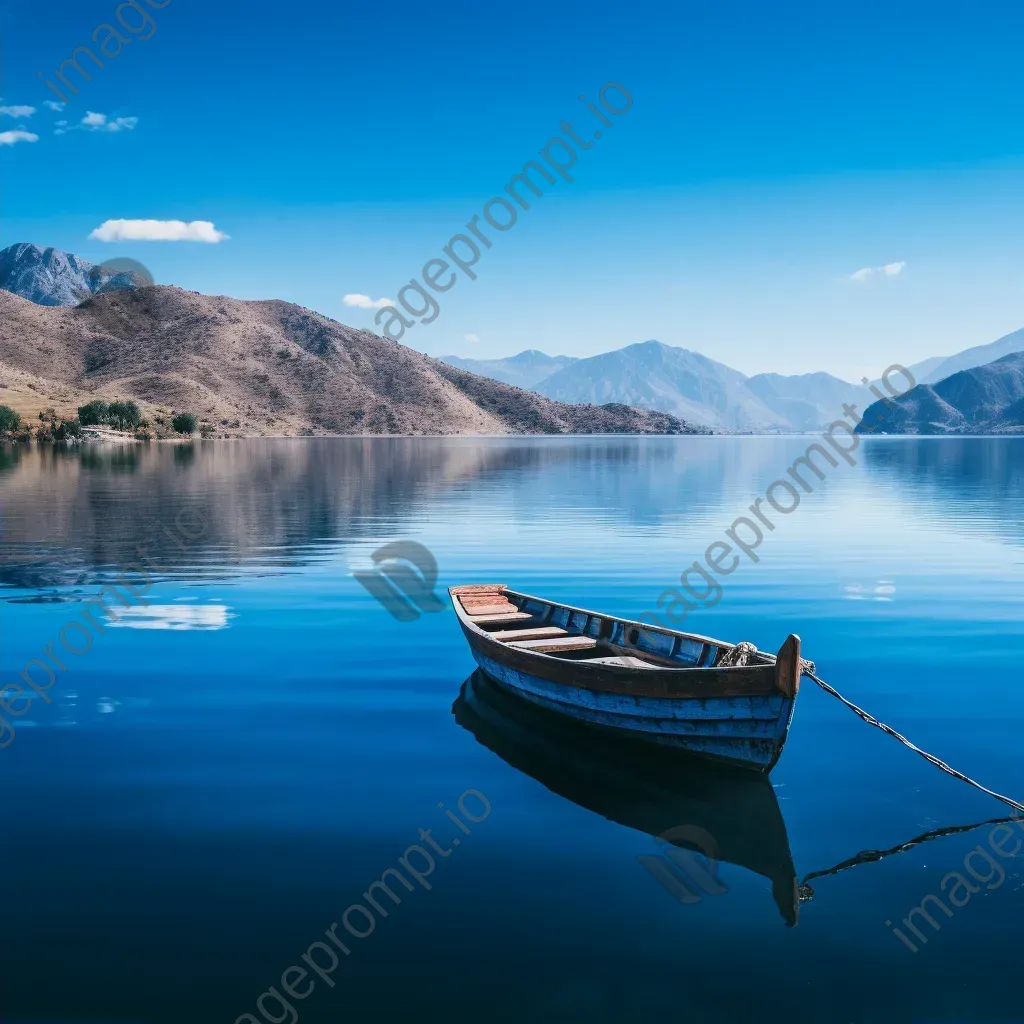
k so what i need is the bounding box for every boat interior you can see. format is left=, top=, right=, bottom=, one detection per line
left=452, top=585, right=767, bottom=671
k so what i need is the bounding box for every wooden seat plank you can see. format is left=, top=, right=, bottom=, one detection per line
left=491, top=627, right=568, bottom=642
left=468, top=612, right=534, bottom=624
left=461, top=603, right=518, bottom=616
left=508, top=636, right=599, bottom=653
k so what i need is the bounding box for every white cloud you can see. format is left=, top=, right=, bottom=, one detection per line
left=0, top=130, right=39, bottom=146
left=79, top=111, right=138, bottom=132
left=89, top=219, right=230, bottom=243
left=44, top=100, right=65, bottom=112
left=343, top=293, right=394, bottom=309
left=464, top=333, right=480, bottom=343
left=0, top=105, right=36, bottom=118
left=850, top=260, right=906, bottom=283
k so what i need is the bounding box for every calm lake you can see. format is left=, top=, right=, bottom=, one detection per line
left=2, top=436, right=1022, bottom=1023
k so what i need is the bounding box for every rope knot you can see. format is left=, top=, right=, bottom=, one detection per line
left=716, top=641, right=758, bottom=667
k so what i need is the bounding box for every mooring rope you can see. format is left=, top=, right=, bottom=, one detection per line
left=802, top=668, right=1024, bottom=815
left=743, top=642, right=1023, bottom=813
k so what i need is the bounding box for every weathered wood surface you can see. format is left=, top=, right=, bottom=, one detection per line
left=458, top=593, right=511, bottom=606
left=507, top=636, right=599, bottom=653
left=774, top=634, right=801, bottom=698
left=461, top=603, right=518, bottom=616
left=451, top=584, right=508, bottom=595
left=466, top=611, right=534, bottom=624
left=491, top=627, right=569, bottom=642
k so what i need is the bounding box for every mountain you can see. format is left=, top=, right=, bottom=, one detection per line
left=899, top=355, right=947, bottom=386
left=910, top=328, right=1024, bottom=386
left=746, top=372, right=870, bottom=431
left=0, top=286, right=701, bottom=437
left=440, top=350, right=579, bottom=389
left=0, top=242, right=148, bottom=307
left=531, top=340, right=771, bottom=430
left=530, top=340, right=865, bottom=431
left=856, top=351, right=1024, bottom=434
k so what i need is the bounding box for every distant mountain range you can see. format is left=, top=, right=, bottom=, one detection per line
left=442, top=328, right=1024, bottom=432
left=440, top=350, right=579, bottom=388
left=0, top=243, right=703, bottom=438
left=0, top=243, right=149, bottom=307
left=447, top=341, right=869, bottom=431
left=858, top=351, right=1024, bottom=434
left=906, top=328, right=1024, bottom=386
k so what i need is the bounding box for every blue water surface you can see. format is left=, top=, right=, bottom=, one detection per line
left=1, top=436, right=1022, bottom=1024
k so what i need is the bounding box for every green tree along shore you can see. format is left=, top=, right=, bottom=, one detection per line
left=0, top=404, right=82, bottom=441
left=172, top=413, right=198, bottom=435
left=0, top=400, right=199, bottom=441
left=78, top=400, right=142, bottom=431
left=0, top=404, right=19, bottom=432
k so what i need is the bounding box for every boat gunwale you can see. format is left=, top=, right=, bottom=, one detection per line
left=449, top=585, right=798, bottom=702
left=450, top=584, right=772, bottom=674
left=500, top=586, right=759, bottom=659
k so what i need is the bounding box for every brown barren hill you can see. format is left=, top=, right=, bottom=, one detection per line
left=0, top=286, right=705, bottom=436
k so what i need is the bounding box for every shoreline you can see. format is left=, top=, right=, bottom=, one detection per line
left=3, top=430, right=1023, bottom=446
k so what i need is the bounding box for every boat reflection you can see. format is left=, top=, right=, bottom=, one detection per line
left=453, top=670, right=800, bottom=926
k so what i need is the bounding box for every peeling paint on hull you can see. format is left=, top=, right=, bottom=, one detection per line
left=472, top=650, right=797, bottom=772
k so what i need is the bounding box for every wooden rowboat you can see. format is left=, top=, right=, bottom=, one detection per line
left=450, top=584, right=805, bottom=773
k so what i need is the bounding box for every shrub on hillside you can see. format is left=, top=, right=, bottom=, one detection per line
left=57, top=418, right=83, bottom=440
left=77, top=399, right=142, bottom=431
left=107, top=400, right=142, bottom=431
left=78, top=400, right=110, bottom=426
left=172, top=412, right=197, bottom=434
left=35, top=416, right=82, bottom=443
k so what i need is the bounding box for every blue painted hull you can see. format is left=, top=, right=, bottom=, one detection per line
left=471, top=647, right=796, bottom=772
left=450, top=586, right=805, bottom=773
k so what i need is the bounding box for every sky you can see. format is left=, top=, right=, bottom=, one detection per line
left=3, top=0, right=1024, bottom=380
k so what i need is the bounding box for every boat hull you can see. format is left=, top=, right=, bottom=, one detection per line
left=470, top=646, right=796, bottom=772
left=450, top=584, right=803, bottom=774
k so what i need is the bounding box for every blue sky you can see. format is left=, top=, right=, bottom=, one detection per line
left=3, top=0, right=1024, bottom=379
